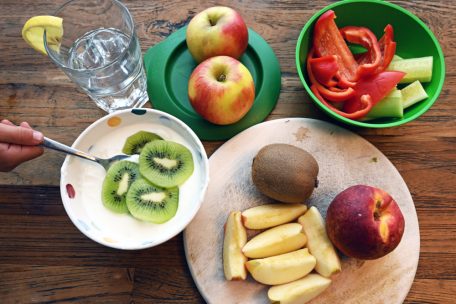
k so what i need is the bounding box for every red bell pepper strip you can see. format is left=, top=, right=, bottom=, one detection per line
left=311, top=85, right=373, bottom=120
left=309, top=55, right=339, bottom=87
left=343, top=70, right=405, bottom=113
left=307, top=49, right=355, bottom=102
left=356, top=24, right=396, bottom=73
left=318, top=85, right=355, bottom=102
left=313, top=10, right=358, bottom=84
left=329, top=86, right=345, bottom=92
left=377, top=24, right=396, bottom=72
left=340, top=26, right=382, bottom=78
left=336, top=76, right=357, bottom=89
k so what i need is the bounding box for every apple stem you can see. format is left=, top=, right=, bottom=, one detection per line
left=209, top=17, right=217, bottom=26
left=217, top=74, right=227, bottom=82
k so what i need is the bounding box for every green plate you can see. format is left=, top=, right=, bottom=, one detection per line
left=144, top=26, right=281, bottom=140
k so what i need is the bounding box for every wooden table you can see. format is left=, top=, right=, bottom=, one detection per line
left=0, top=0, right=455, bottom=303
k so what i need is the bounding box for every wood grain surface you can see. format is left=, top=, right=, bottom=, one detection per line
left=0, top=0, right=455, bottom=303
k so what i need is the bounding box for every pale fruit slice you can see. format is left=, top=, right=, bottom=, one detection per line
left=245, top=248, right=316, bottom=285
left=22, top=16, right=63, bottom=55
left=298, top=207, right=341, bottom=277
left=223, top=211, right=247, bottom=280
left=268, top=273, right=331, bottom=304
left=242, top=203, right=307, bottom=229
left=242, top=223, right=307, bottom=259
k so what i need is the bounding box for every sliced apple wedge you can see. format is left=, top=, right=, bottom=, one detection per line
left=298, top=206, right=341, bottom=277
left=268, top=273, right=331, bottom=304
left=242, top=203, right=307, bottom=229
left=245, top=248, right=316, bottom=285
left=242, top=223, right=307, bottom=259
left=223, top=211, right=247, bottom=280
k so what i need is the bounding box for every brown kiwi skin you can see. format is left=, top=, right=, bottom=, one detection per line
left=252, top=144, right=319, bottom=203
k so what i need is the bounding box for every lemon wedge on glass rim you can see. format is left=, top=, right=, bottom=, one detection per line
left=21, top=16, right=63, bottom=55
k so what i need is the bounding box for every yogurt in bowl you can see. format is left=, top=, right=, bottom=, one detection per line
left=60, top=108, right=209, bottom=250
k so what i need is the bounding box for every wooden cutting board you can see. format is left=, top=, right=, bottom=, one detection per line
left=184, top=118, right=420, bottom=304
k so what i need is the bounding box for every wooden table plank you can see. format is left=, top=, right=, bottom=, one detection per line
left=1, top=265, right=134, bottom=303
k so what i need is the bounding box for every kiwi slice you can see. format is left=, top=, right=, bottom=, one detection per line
left=122, top=131, right=163, bottom=155
left=126, top=178, right=179, bottom=223
left=139, top=140, right=194, bottom=188
left=102, top=160, right=140, bottom=213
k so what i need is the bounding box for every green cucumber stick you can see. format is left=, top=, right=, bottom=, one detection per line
left=387, top=56, right=433, bottom=84
left=362, top=88, right=403, bottom=120
left=402, top=80, right=428, bottom=109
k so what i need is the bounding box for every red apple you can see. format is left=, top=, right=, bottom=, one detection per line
left=325, top=185, right=405, bottom=260
left=188, top=55, right=255, bottom=125
left=186, top=6, right=248, bottom=63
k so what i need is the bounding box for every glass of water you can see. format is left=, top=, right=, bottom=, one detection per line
left=44, top=0, right=148, bottom=112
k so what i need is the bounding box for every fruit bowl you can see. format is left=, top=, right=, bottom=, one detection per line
left=295, top=0, right=445, bottom=128
left=60, top=108, right=209, bottom=250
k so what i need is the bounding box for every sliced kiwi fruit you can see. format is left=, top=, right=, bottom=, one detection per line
left=102, top=160, right=140, bottom=213
left=139, top=140, right=194, bottom=188
left=126, top=178, right=179, bottom=223
left=122, top=131, right=163, bottom=155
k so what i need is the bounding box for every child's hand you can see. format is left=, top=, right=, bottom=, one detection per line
left=0, top=120, right=44, bottom=172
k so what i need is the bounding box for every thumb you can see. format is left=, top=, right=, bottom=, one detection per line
left=0, top=123, right=43, bottom=145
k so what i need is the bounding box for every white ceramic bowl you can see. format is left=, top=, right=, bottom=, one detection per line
left=60, top=108, right=209, bottom=250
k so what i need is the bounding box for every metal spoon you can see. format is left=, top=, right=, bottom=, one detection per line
left=42, top=137, right=131, bottom=171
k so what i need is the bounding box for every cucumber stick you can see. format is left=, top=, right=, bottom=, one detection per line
left=363, top=89, right=403, bottom=120
left=391, top=54, right=403, bottom=62
left=387, top=56, right=433, bottom=83
left=401, top=80, right=428, bottom=108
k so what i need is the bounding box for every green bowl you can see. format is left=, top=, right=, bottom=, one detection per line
left=296, top=0, right=445, bottom=128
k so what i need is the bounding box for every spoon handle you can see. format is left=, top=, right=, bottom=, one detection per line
left=42, top=137, right=97, bottom=162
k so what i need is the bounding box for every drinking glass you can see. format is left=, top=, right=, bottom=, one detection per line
left=44, top=0, right=148, bottom=112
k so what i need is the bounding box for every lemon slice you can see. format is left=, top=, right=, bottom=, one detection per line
left=22, top=16, right=63, bottom=55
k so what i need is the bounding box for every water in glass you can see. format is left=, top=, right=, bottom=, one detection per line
left=67, top=28, right=148, bottom=112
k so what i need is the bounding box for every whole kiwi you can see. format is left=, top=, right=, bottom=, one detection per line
left=252, top=144, right=319, bottom=203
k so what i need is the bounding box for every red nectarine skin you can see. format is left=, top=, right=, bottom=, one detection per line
left=326, top=185, right=405, bottom=260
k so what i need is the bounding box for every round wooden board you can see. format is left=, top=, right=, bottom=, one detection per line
left=183, top=118, right=420, bottom=304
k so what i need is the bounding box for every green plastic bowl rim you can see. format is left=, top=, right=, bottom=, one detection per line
left=295, top=0, right=446, bottom=128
